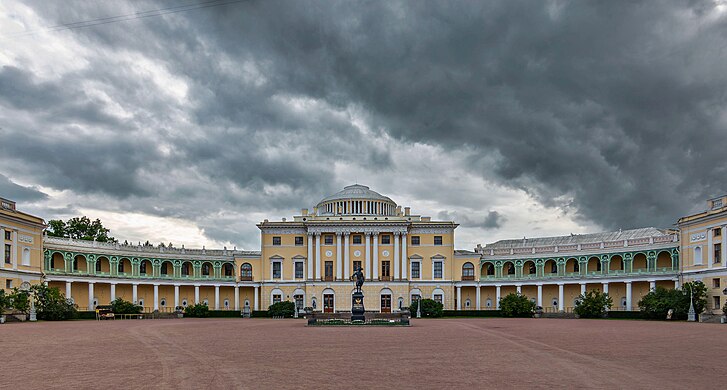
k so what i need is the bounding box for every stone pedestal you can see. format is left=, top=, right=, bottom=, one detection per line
left=351, top=292, right=365, bottom=321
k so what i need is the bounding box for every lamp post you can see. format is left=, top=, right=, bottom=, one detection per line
left=686, top=283, right=696, bottom=322
left=416, top=296, right=421, bottom=318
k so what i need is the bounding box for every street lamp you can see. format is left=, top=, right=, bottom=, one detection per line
left=686, top=283, right=696, bottom=322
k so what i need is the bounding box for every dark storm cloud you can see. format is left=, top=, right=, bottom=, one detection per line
left=5, top=0, right=727, bottom=246
left=0, top=174, right=48, bottom=202
left=439, top=210, right=506, bottom=230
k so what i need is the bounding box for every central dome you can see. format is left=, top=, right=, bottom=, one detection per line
left=316, top=184, right=397, bottom=216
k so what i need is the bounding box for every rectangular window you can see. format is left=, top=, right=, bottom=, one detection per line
left=715, top=243, right=722, bottom=264
left=5, top=279, right=11, bottom=289
left=273, top=294, right=282, bottom=304
left=411, top=236, right=420, bottom=246
left=294, top=294, right=303, bottom=309
left=295, top=236, right=303, bottom=246
left=433, top=294, right=443, bottom=304
left=352, top=235, right=362, bottom=245
left=714, top=296, right=720, bottom=310
left=713, top=278, right=721, bottom=288
left=4, top=244, right=11, bottom=263
left=272, top=236, right=281, bottom=246
left=715, top=228, right=722, bottom=237
left=381, top=261, right=390, bottom=280
left=4, top=231, right=10, bottom=240
left=295, top=262, right=304, bottom=279
left=434, top=261, right=443, bottom=278
left=381, top=235, right=391, bottom=245
left=325, top=235, right=334, bottom=245
left=272, top=262, right=281, bottom=278
left=325, top=261, right=333, bottom=280
left=411, top=262, right=421, bottom=279
left=434, top=236, right=443, bottom=246
left=353, top=260, right=362, bottom=271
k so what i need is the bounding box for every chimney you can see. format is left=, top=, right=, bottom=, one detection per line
left=312, top=207, right=318, bottom=215
left=404, top=207, right=411, bottom=216
left=396, top=206, right=402, bottom=215
left=302, top=208, right=308, bottom=216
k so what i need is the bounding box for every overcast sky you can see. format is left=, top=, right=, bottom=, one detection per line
left=1, top=1, right=726, bottom=251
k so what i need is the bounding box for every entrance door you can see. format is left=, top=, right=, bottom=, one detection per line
left=324, top=294, right=334, bottom=313
left=380, top=294, right=391, bottom=313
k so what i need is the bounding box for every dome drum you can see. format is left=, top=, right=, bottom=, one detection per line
left=316, top=184, right=397, bottom=216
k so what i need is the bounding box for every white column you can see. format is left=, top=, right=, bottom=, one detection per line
left=254, top=286, right=259, bottom=310
left=365, top=233, right=371, bottom=279
left=194, top=285, right=200, bottom=304
left=234, top=286, right=239, bottom=310
left=674, top=280, right=680, bottom=289
left=537, top=284, right=543, bottom=307
left=373, top=233, right=379, bottom=280
left=558, top=284, right=564, bottom=312
left=495, top=285, right=501, bottom=309
left=476, top=284, right=481, bottom=310
left=315, top=233, right=321, bottom=280
left=336, top=233, right=342, bottom=280
left=307, top=233, right=314, bottom=279
left=344, top=233, right=350, bottom=278
left=456, top=286, right=462, bottom=310
left=708, top=229, right=713, bottom=267
left=88, top=282, right=95, bottom=310
left=214, top=285, right=220, bottom=310
left=110, top=283, right=117, bottom=301
left=401, top=233, right=408, bottom=279
left=12, top=230, right=17, bottom=270
left=625, top=282, right=632, bottom=311
left=132, top=283, right=138, bottom=304
left=602, top=282, right=609, bottom=295
left=580, top=283, right=586, bottom=295
left=174, top=285, right=180, bottom=308
left=65, top=281, right=72, bottom=300
left=516, top=285, right=522, bottom=294
left=649, top=280, right=656, bottom=291
left=394, top=232, right=400, bottom=280
left=0, top=228, right=5, bottom=268
left=153, top=284, right=159, bottom=311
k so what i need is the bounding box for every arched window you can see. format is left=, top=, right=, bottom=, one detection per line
left=140, top=261, right=148, bottom=275
left=202, top=263, right=211, bottom=276
left=223, top=263, right=234, bottom=277
left=694, top=246, right=703, bottom=265
left=240, top=263, right=253, bottom=281
left=486, top=263, right=495, bottom=276
left=181, top=262, right=191, bottom=276
left=160, top=262, right=169, bottom=275
left=506, top=262, right=515, bottom=275
left=462, top=262, right=475, bottom=280
left=526, top=262, right=536, bottom=275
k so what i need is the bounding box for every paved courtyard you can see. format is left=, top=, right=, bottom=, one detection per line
left=3, top=318, right=726, bottom=389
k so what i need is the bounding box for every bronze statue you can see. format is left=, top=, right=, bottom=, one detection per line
left=352, top=265, right=365, bottom=293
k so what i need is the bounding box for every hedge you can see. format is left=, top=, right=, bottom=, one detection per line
left=605, top=311, right=644, bottom=320
left=442, top=310, right=502, bottom=317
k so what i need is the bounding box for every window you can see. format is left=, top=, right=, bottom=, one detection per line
left=324, top=261, right=333, bottom=280
left=596, top=261, right=602, bottom=272
left=295, top=262, right=304, bottom=278
left=433, top=294, right=443, bottom=304
left=272, top=236, right=281, bottom=246
left=506, top=263, right=515, bottom=275
left=6, top=279, right=11, bottom=289
left=411, top=262, right=421, bottom=279
left=713, top=278, right=721, bottom=288
left=528, top=263, right=536, bottom=275
left=5, top=244, right=11, bottom=263
left=295, top=236, right=303, bottom=246
left=73, top=259, right=79, bottom=271
left=353, top=260, right=362, bottom=272
left=140, top=262, right=148, bottom=275
left=485, top=263, right=495, bottom=276
left=550, top=262, right=557, bottom=273
left=411, top=236, right=420, bottom=246
left=4, top=231, right=10, bottom=240
left=381, top=261, right=390, bottom=280
left=715, top=243, right=722, bottom=264
left=353, top=235, right=362, bottom=244
left=119, top=261, right=126, bottom=273
left=324, top=235, right=334, bottom=245
left=223, top=263, right=233, bottom=277
left=272, top=262, right=281, bottom=279
left=294, top=294, right=304, bottom=309
left=715, top=228, right=722, bottom=237
left=694, top=246, right=703, bottom=265
left=573, top=261, right=579, bottom=273
left=241, top=263, right=252, bottom=280
left=714, top=296, right=721, bottom=310
left=434, top=261, right=443, bottom=279
left=202, top=263, right=211, bottom=276
left=96, top=260, right=101, bottom=272
left=381, top=235, right=391, bottom=245
left=434, top=236, right=443, bottom=246
left=161, top=263, right=169, bottom=275
left=181, top=262, right=190, bottom=276
left=462, top=262, right=474, bottom=280
left=273, top=294, right=282, bottom=304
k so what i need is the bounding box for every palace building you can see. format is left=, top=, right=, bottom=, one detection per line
left=0, top=185, right=725, bottom=315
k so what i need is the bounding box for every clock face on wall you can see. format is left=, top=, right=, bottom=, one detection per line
left=325, top=250, right=333, bottom=257
left=353, top=250, right=361, bottom=257
left=382, top=250, right=390, bottom=257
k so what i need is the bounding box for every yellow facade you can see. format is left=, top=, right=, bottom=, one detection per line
left=0, top=197, right=45, bottom=294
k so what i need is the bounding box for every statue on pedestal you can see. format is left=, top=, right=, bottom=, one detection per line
left=351, top=265, right=366, bottom=321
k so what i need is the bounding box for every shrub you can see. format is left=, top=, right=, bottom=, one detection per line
left=638, top=282, right=706, bottom=320
left=574, top=290, right=613, bottom=318
left=184, top=303, right=210, bottom=318
left=499, top=293, right=535, bottom=318
left=268, top=301, right=295, bottom=317
left=31, top=284, right=77, bottom=321
left=409, top=299, right=443, bottom=318
left=110, top=298, right=142, bottom=314
left=8, top=288, right=30, bottom=314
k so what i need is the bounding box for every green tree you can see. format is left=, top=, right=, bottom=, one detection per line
left=409, top=298, right=444, bottom=318
left=8, top=288, right=30, bottom=314
left=574, top=290, right=613, bottom=318
left=46, top=216, right=116, bottom=242
left=0, top=289, right=10, bottom=312
left=638, top=282, right=707, bottom=320
left=500, top=293, right=536, bottom=318
left=682, top=281, right=707, bottom=314
left=184, top=303, right=210, bottom=318
left=110, top=298, right=142, bottom=314
left=268, top=301, right=296, bottom=317
left=30, top=284, right=77, bottom=321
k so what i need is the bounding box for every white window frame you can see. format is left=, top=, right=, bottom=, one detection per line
left=271, top=260, right=282, bottom=279
left=694, top=246, right=703, bottom=265
left=294, top=260, right=304, bottom=279
left=432, top=258, right=444, bottom=279
left=410, top=260, right=421, bottom=279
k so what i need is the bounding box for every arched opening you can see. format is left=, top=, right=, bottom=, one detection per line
left=223, top=263, right=234, bottom=277
left=410, top=288, right=422, bottom=307
left=656, top=251, right=672, bottom=270
left=504, top=261, right=515, bottom=276
left=181, top=262, right=192, bottom=277
left=160, top=261, right=173, bottom=277
left=565, top=258, right=579, bottom=274
left=694, top=246, right=703, bottom=265
left=587, top=257, right=601, bottom=273
left=51, top=252, right=64, bottom=270
left=462, top=262, right=475, bottom=280
left=240, top=263, right=253, bottom=281
left=139, top=259, right=152, bottom=276
left=523, top=260, right=536, bottom=276
left=482, top=263, right=495, bottom=277
left=544, top=259, right=558, bottom=275
left=96, top=256, right=110, bottom=273
left=201, top=262, right=212, bottom=277
left=610, top=255, right=624, bottom=272
left=632, top=253, right=647, bottom=271
left=73, top=255, right=87, bottom=272
left=118, top=258, right=132, bottom=275
left=431, top=288, right=445, bottom=305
